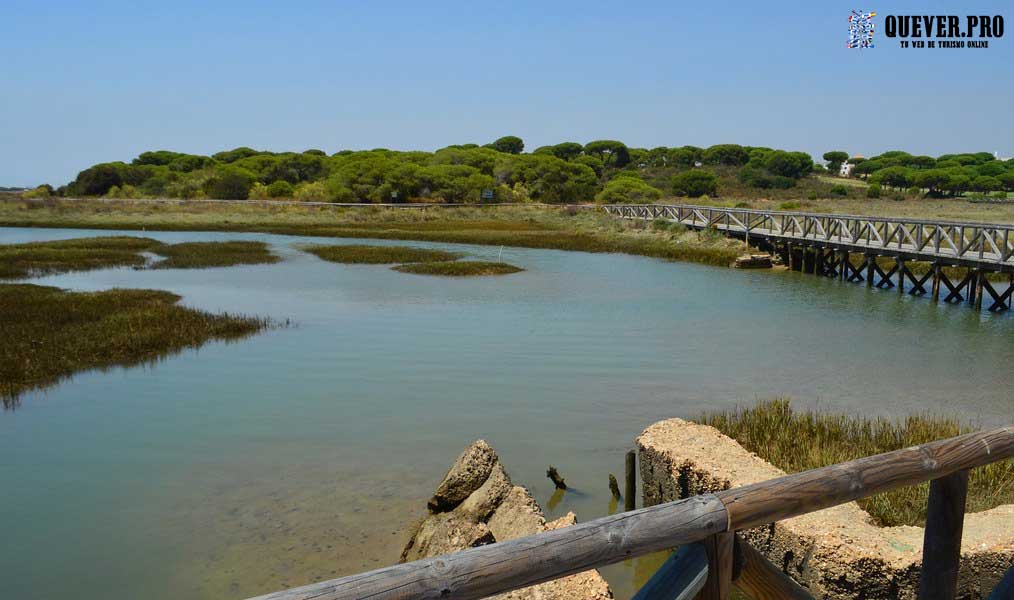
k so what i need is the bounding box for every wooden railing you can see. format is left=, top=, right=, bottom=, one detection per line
left=603, top=203, right=1014, bottom=268
left=246, top=426, right=1012, bottom=600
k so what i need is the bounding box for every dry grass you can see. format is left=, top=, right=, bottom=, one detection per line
left=0, top=199, right=748, bottom=268
left=0, top=283, right=271, bottom=407
left=0, top=235, right=278, bottom=278
left=302, top=244, right=461, bottom=264
left=391, top=261, right=523, bottom=276
left=700, top=399, right=1013, bottom=527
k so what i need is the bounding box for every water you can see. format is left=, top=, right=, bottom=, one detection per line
left=1, top=227, right=1011, bottom=600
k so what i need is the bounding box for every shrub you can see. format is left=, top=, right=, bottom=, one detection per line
left=266, top=180, right=294, bottom=198
left=595, top=177, right=663, bottom=203
left=806, top=191, right=817, bottom=201
left=866, top=183, right=881, bottom=198
left=206, top=166, right=256, bottom=200
left=293, top=181, right=329, bottom=202
left=907, top=186, right=922, bottom=197
left=22, top=185, right=54, bottom=199
left=671, top=170, right=718, bottom=198
left=778, top=201, right=801, bottom=210
left=830, top=184, right=849, bottom=197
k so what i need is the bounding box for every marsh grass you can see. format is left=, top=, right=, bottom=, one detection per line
left=0, top=235, right=278, bottom=278
left=149, top=240, right=278, bottom=269
left=391, top=261, right=524, bottom=276
left=302, top=244, right=461, bottom=264
left=701, top=399, right=1013, bottom=527
left=0, top=236, right=162, bottom=279
left=0, top=283, right=271, bottom=407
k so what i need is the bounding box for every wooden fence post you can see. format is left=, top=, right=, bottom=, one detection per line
left=625, top=450, right=636, bottom=512
left=917, top=469, right=969, bottom=600
left=698, top=531, right=734, bottom=599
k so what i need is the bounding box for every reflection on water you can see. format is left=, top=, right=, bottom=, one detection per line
left=1, top=227, right=1012, bottom=600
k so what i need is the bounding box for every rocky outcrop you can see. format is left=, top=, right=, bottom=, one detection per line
left=401, top=440, right=613, bottom=600
left=637, top=418, right=1014, bottom=599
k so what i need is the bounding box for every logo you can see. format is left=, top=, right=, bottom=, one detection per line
left=848, top=10, right=876, bottom=48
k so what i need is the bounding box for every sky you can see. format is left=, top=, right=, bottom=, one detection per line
left=2, top=1, right=1012, bottom=186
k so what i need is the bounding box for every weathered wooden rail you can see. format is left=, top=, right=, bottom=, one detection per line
left=604, top=203, right=1014, bottom=312
left=247, top=426, right=1012, bottom=600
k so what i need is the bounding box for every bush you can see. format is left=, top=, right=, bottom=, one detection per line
left=907, top=186, right=922, bottom=197
left=206, top=166, right=256, bottom=200
left=595, top=177, right=663, bottom=203
left=266, top=180, right=294, bottom=198
left=866, top=183, right=881, bottom=198
left=806, top=191, right=818, bottom=201
left=671, top=170, right=718, bottom=198
left=830, top=184, right=849, bottom=197
left=22, top=185, right=54, bottom=199
left=778, top=201, right=801, bottom=210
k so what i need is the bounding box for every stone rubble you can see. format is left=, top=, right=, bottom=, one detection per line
left=401, top=440, right=613, bottom=600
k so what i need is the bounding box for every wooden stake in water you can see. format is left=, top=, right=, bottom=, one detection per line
left=625, top=450, right=636, bottom=511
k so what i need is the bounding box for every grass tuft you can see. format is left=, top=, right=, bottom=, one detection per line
left=149, top=240, right=278, bottom=269
left=700, top=399, right=1013, bottom=527
left=0, top=236, right=278, bottom=279
left=303, top=244, right=461, bottom=264
left=392, top=261, right=523, bottom=276
left=0, top=236, right=162, bottom=279
left=0, top=283, right=271, bottom=406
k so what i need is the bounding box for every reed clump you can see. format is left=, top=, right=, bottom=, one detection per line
left=0, top=283, right=270, bottom=407
left=0, top=236, right=162, bottom=279
left=149, top=240, right=278, bottom=269
left=0, top=236, right=278, bottom=278
left=303, top=244, right=461, bottom=264
left=392, top=261, right=523, bottom=276
left=701, top=398, right=1013, bottom=526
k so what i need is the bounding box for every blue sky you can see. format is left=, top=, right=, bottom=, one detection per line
left=2, top=1, right=1011, bottom=186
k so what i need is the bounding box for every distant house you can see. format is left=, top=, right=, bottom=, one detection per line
left=839, top=154, right=864, bottom=177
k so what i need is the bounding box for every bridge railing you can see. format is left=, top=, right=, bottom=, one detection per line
left=603, top=204, right=1014, bottom=265
left=247, top=426, right=1012, bottom=600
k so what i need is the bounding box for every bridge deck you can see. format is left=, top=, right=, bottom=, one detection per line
left=604, top=204, right=1014, bottom=272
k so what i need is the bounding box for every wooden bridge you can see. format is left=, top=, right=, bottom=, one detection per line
left=247, top=427, right=1013, bottom=600
left=603, top=203, right=1014, bottom=312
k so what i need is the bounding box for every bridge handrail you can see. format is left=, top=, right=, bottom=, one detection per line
left=247, top=426, right=1012, bottom=600
left=603, top=203, right=1014, bottom=231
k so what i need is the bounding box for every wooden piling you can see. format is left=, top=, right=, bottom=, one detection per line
left=866, top=255, right=874, bottom=288
left=840, top=251, right=848, bottom=282
left=917, top=470, right=969, bottom=600
left=625, top=450, right=636, bottom=512
left=897, top=259, right=905, bottom=293
left=931, top=264, right=941, bottom=303
left=975, top=271, right=985, bottom=311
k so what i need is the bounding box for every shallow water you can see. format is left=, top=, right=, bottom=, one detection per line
left=1, top=227, right=1011, bottom=600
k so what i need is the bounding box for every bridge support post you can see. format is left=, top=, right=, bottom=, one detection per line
left=967, top=269, right=977, bottom=306
left=897, top=259, right=905, bottom=294
left=975, top=271, right=985, bottom=311
left=839, top=251, right=848, bottom=282
left=866, top=255, right=875, bottom=288
left=803, top=248, right=815, bottom=274
left=932, top=264, right=942, bottom=303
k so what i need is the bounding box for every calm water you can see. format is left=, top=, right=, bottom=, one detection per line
left=2, top=227, right=1011, bottom=600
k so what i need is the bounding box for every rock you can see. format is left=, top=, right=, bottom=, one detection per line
left=457, top=462, right=512, bottom=521
left=637, top=418, right=1014, bottom=599
left=400, top=512, right=495, bottom=562
left=428, top=439, right=498, bottom=512
left=401, top=440, right=613, bottom=599
left=487, top=486, right=546, bottom=542
left=734, top=254, right=773, bottom=269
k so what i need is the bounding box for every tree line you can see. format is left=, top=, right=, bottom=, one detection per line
left=823, top=150, right=1014, bottom=197
left=26, top=138, right=1014, bottom=204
